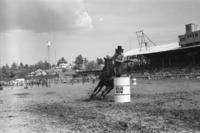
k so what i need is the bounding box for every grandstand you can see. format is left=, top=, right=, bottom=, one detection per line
left=124, top=23, right=200, bottom=79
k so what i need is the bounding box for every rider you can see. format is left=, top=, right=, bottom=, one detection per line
left=112, top=45, right=124, bottom=77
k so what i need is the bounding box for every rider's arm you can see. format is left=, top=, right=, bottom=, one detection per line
left=115, top=54, right=124, bottom=63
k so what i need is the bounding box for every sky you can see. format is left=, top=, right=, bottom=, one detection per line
left=0, top=0, right=200, bottom=65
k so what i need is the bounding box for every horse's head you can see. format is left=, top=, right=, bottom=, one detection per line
left=103, top=57, right=115, bottom=77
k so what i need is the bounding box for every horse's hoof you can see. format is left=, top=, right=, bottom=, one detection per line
left=90, top=95, right=94, bottom=99
left=99, top=96, right=103, bottom=100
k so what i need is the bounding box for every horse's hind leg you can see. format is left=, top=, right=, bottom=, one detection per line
left=90, top=81, right=102, bottom=98
left=95, top=85, right=104, bottom=97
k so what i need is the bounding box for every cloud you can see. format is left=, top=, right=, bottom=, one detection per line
left=76, top=11, right=93, bottom=30
left=0, top=0, right=93, bottom=33
left=98, top=17, right=104, bottom=22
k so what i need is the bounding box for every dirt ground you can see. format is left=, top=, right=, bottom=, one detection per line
left=1, top=79, right=200, bottom=133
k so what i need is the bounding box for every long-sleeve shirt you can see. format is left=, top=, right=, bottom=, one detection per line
left=112, top=53, right=124, bottom=63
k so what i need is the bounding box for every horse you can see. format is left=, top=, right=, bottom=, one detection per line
left=90, top=57, right=115, bottom=99
left=90, top=57, right=135, bottom=99
left=100, top=59, right=134, bottom=97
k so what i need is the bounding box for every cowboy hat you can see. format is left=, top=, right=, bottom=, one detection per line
left=116, top=45, right=124, bottom=52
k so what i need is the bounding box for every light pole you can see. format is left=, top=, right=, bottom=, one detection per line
left=46, top=41, right=51, bottom=69
left=0, top=58, right=2, bottom=81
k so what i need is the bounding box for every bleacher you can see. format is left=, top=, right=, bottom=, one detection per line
left=131, top=66, right=200, bottom=80
left=125, top=24, right=200, bottom=80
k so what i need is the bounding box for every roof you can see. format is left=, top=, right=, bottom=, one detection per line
left=124, top=42, right=200, bottom=56
left=63, top=71, right=77, bottom=76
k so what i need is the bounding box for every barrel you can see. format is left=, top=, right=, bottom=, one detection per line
left=114, top=76, right=131, bottom=103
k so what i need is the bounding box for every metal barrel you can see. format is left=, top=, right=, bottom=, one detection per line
left=114, top=76, right=131, bottom=103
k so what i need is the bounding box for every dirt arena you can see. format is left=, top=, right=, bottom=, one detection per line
left=1, top=79, right=200, bottom=133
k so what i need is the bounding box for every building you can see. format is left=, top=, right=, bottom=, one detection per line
left=124, top=24, right=200, bottom=73
left=179, top=23, right=200, bottom=47
left=59, top=71, right=77, bottom=83
left=59, top=63, right=72, bottom=69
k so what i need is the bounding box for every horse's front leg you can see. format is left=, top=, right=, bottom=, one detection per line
left=101, top=83, right=114, bottom=98
left=100, top=86, right=109, bottom=98
left=95, top=85, right=104, bottom=97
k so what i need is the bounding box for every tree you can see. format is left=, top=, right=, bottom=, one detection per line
left=35, top=61, right=44, bottom=69
left=0, top=65, right=10, bottom=80
left=85, top=61, right=99, bottom=71
left=96, top=58, right=104, bottom=65
left=29, top=65, right=36, bottom=72
left=19, top=62, right=24, bottom=69
left=57, top=57, right=67, bottom=66
left=44, top=61, right=51, bottom=69
left=11, top=62, right=18, bottom=70
left=83, top=58, right=88, bottom=64
left=34, top=61, right=51, bottom=70
left=2, top=65, right=9, bottom=75
left=24, top=64, right=29, bottom=69
left=9, top=71, right=15, bottom=78
left=74, top=54, right=84, bottom=70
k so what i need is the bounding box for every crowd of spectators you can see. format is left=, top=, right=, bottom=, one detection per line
left=131, top=65, right=200, bottom=80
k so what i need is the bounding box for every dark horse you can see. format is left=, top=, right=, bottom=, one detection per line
left=90, top=57, right=135, bottom=99
left=90, top=57, right=115, bottom=98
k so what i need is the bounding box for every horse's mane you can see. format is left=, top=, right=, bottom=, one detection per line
left=99, top=57, right=115, bottom=80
